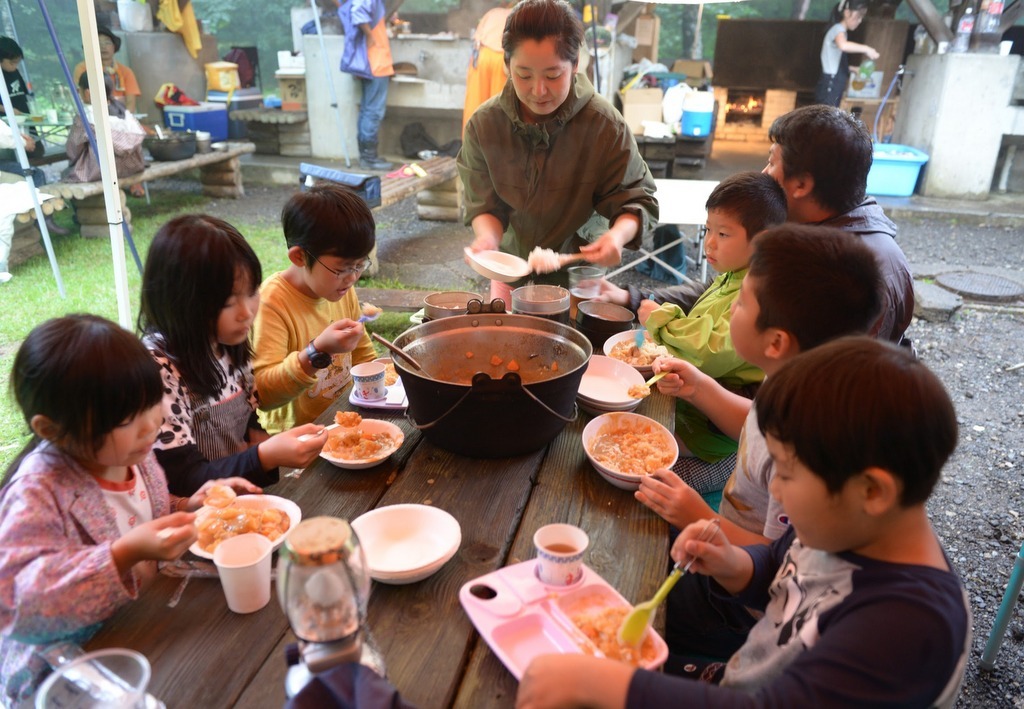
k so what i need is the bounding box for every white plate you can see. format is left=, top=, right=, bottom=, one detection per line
left=319, top=419, right=405, bottom=469
left=464, top=247, right=531, bottom=283
left=352, top=504, right=461, bottom=584
left=602, top=330, right=668, bottom=378
left=577, top=398, right=641, bottom=416
left=582, top=412, right=678, bottom=490
left=577, top=355, right=646, bottom=407
left=189, top=494, right=301, bottom=559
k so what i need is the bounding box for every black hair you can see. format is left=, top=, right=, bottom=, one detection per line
left=767, top=104, right=873, bottom=215
left=281, top=183, right=376, bottom=265
left=77, top=71, right=114, bottom=96
left=503, top=0, right=583, bottom=68
left=138, top=215, right=262, bottom=399
left=757, top=336, right=957, bottom=506
left=830, top=0, right=868, bottom=23
left=6, top=314, right=163, bottom=480
left=0, top=36, right=23, bottom=62
left=746, top=223, right=883, bottom=350
left=705, top=171, right=788, bottom=241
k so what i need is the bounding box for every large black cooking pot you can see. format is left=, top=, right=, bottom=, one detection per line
left=392, top=313, right=592, bottom=458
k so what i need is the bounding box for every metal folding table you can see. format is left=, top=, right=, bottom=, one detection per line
left=607, top=178, right=719, bottom=284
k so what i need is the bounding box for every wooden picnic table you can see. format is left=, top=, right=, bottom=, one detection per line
left=86, top=378, right=672, bottom=708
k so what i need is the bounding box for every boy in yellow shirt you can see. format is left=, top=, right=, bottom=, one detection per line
left=252, top=184, right=378, bottom=434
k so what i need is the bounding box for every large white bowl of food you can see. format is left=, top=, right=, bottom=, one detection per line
left=320, top=412, right=404, bottom=469
left=582, top=412, right=678, bottom=490
left=603, top=330, right=670, bottom=378
left=351, top=504, right=462, bottom=584
left=190, top=486, right=301, bottom=559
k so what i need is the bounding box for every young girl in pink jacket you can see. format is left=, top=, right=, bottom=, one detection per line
left=0, top=315, right=258, bottom=703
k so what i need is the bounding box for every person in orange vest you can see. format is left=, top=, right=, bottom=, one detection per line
left=339, top=0, right=395, bottom=170
left=462, top=4, right=512, bottom=130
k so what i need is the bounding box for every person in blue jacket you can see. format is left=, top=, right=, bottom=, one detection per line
left=338, top=0, right=395, bottom=170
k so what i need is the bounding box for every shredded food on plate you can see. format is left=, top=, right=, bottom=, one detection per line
left=571, top=607, right=658, bottom=665
left=608, top=338, right=669, bottom=367
left=590, top=419, right=675, bottom=475
left=195, top=485, right=291, bottom=553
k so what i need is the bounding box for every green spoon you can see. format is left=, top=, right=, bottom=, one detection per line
left=617, top=518, right=721, bottom=647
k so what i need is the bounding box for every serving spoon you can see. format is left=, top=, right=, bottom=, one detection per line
left=371, top=332, right=425, bottom=372
left=618, top=518, right=721, bottom=646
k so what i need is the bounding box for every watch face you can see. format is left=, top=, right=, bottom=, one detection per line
left=310, top=350, right=332, bottom=369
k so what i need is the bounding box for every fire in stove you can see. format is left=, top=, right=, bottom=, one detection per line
left=725, top=92, right=766, bottom=125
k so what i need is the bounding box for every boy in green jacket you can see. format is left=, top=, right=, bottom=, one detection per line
left=643, top=172, right=786, bottom=494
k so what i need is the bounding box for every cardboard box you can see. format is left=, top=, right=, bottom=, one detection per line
left=621, top=88, right=664, bottom=135
left=275, top=71, right=307, bottom=111
left=671, top=59, right=714, bottom=87
left=633, top=13, right=660, bottom=63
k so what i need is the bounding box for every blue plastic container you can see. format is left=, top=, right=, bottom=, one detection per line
left=680, top=91, right=715, bottom=137
left=866, top=144, right=929, bottom=197
left=163, top=103, right=229, bottom=142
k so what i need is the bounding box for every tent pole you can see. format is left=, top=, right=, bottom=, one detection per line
left=0, top=79, right=65, bottom=296
left=36, top=0, right=143, bottom=275
left=69, top=0, right=133, bottom=327
left=310, top=0, right=351, bottom=166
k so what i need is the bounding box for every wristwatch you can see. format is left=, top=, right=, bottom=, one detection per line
left=305, top=340, right=332, bottom=369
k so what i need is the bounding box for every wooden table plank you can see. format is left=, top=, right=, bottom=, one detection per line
left=453, top=394, right=673, bottom=708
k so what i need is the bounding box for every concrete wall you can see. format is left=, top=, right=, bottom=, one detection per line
left=122, top=31, right=220, bottom=121
left=894, top=53, right=1021, bottom=199
left=302, top=34, right=469, bottom=161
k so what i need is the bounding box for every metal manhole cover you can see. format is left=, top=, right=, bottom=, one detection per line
left=935, top=272, right=1024, bottom=303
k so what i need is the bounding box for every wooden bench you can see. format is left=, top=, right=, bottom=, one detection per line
left=378, top=155, right=460, bottom=222
left=41, top=141, right=255, bottom=238
left=0, top=172, right=68, bottom=268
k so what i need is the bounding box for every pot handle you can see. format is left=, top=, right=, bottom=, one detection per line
left=406, top=387, right=476, bottom=431
left=406, top=374, right=578, bottom=431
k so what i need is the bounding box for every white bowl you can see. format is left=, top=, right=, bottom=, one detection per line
left=319, top=419, right=405, bottom=469
left=577, top=398, right=641, bottom=416
left=577, top=355, right=646, bottom=407
left=464, top=247, right=531, bottom=283
left=582, top=412, right=679, bottom=491
left=190, top=494, right=301, bottom=559
left=602, top=330, right=669, bottom=378
left=351, top=504, right=462, bottom=584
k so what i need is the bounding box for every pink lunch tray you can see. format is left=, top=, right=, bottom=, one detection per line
left=458, top=560, right=668, bottom=680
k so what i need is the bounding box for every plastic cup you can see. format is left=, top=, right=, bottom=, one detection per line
left=213, top=533, right=273, bottom=614
left=35, top=648, right=151, bottom=708
left=533, top=523, right=589, bottom=586
left=1000, top=41, right=1013, bottom=56
left=351, top=361, right=387, bottom=401
left=568, top=265, right=606, bottom=320
left=44, top=109, right=58, bottom=123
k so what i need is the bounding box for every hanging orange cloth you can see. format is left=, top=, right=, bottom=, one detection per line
left=157, top=0, right=203, bottom=58
left=462, top=6, right=511, bottom=129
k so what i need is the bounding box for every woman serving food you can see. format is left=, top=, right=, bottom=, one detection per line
left=457, top=0, right=658, bottom=302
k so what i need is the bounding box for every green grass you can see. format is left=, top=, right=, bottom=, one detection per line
left=0, top=193, right=416, bottom=472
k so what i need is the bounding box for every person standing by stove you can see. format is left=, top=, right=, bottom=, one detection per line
left=815, top=0, right=879, bottom=107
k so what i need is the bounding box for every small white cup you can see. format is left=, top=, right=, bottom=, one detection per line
left=1000, top=40, right=1013, bottom=56
left=533, top=523, right=589, bottom=586
left=214, top=533, right=273, bottom=614
left=44, top=108, right=58, bottom=123
left=351, top=361, right=387, bottom=401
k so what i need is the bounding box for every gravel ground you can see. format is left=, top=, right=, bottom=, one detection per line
left=194, top=179, right=1024, bottom=705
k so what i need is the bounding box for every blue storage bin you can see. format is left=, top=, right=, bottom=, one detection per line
left=867, top=144, right=929, bottom=197
left=163, top=103, right=229, bottom=142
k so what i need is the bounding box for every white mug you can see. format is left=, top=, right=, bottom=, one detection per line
left=533, top=523, right=589, bottom=586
